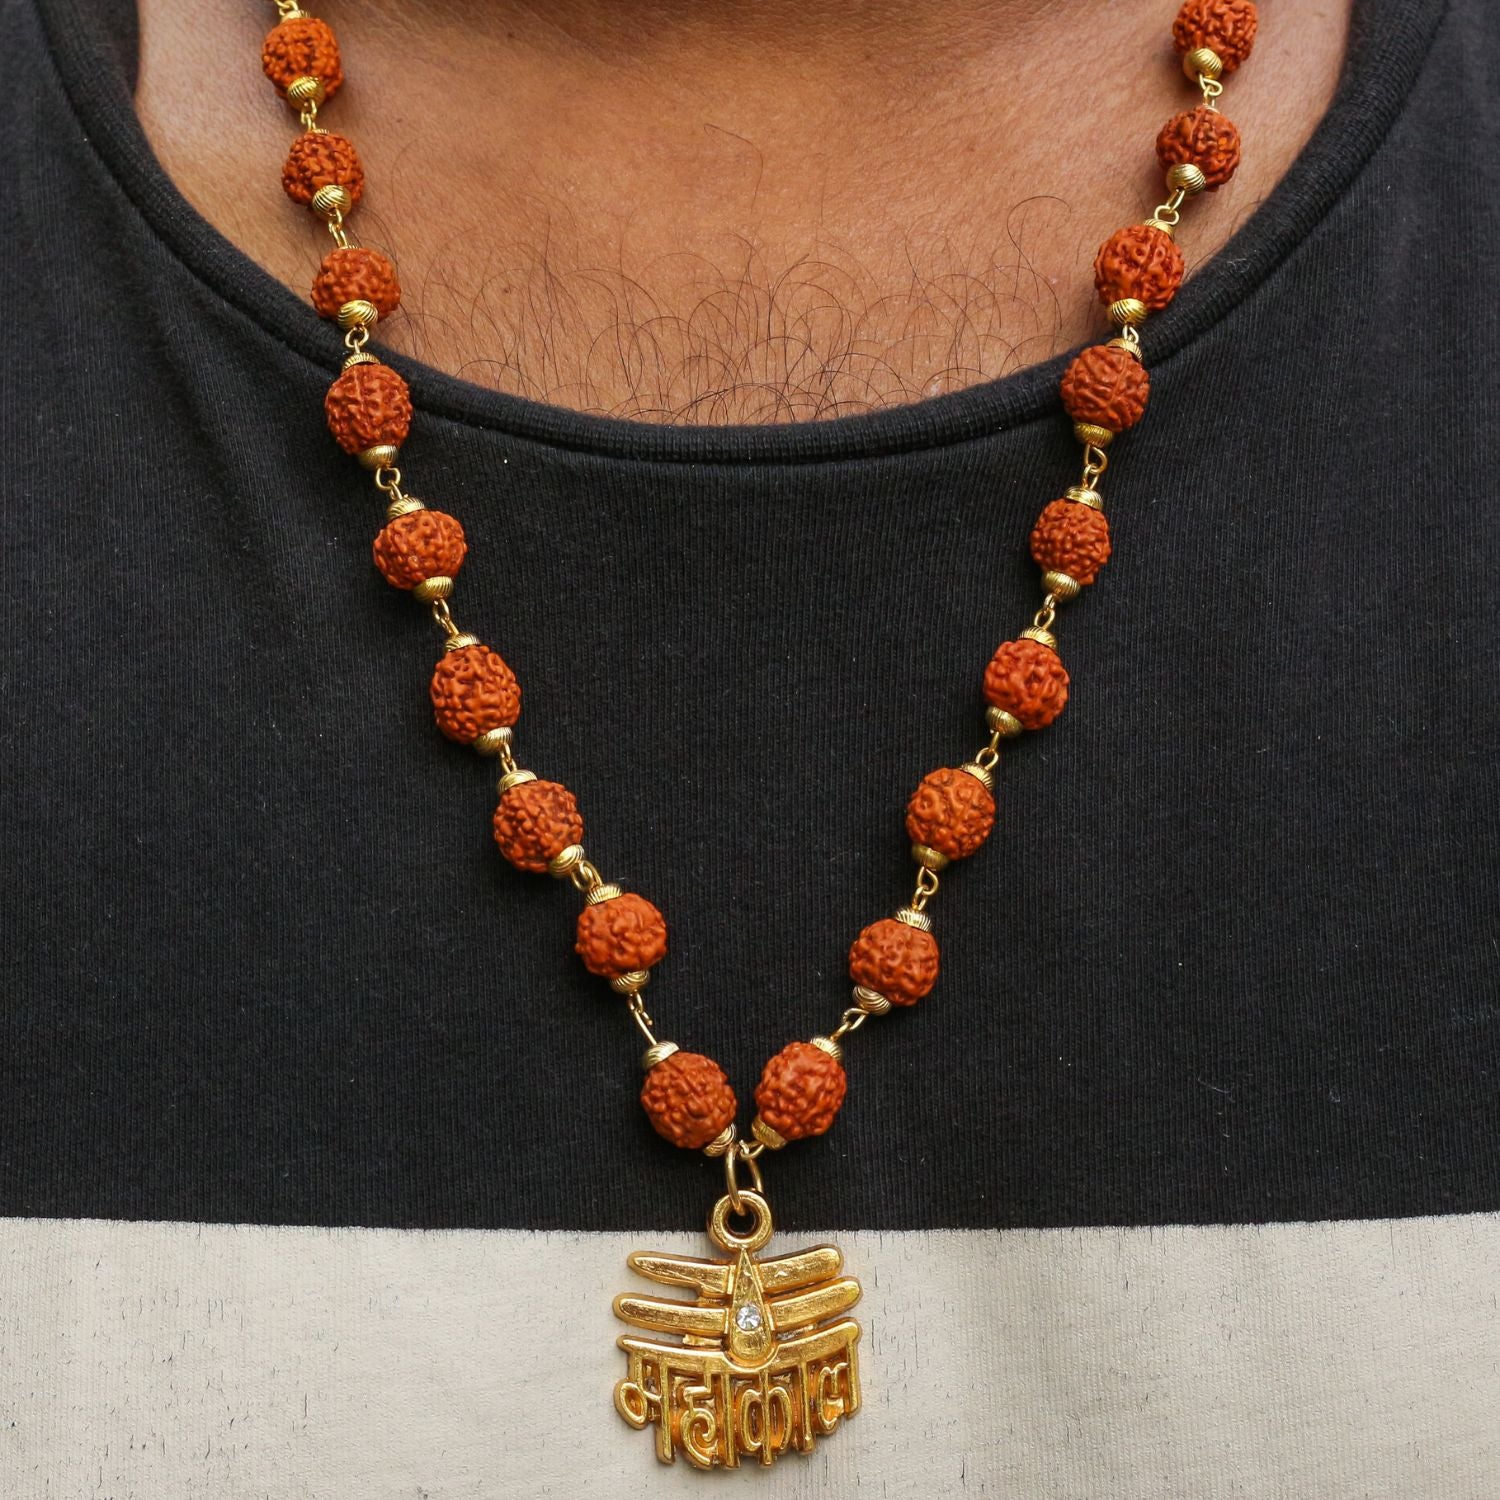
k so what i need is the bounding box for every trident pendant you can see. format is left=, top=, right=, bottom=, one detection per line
left=613, top=1187, right=863, bottom=1467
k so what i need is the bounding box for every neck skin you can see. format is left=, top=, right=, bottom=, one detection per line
left=135, top=0, right=1351, bottom=424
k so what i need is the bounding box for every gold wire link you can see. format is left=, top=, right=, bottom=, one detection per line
left=430, top=598, right=464, bottom=641
left=973, top=728, right=1004, bottom=774
left=343, top=325, right=370, bottom=356
left=325, top=215, right=352, bottom=251
left=1080, top=445, right=1109, bottom=488
left=1200, top=75, right=1224, bottom=108
left=299, top=102, right=320, bottom=132
left=273, top=0, right=303, bottom=17
left=626, top=991, right=658, bottom=1047
left=1149, top=186, right=1189, bottom=227
left=569, top=859, right=606, bottom=895
left=723, top=1140, right=765, bottom=1214
left=1032, top=593, right=1059, bottom=634
left=828, top=1006, right=870, bottom=1046
left=911, top=865, right=941, bottom=913
left=496, top=742, right=519, bottom=776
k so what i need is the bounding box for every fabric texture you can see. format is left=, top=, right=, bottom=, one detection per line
left=0, top=0, right=1495, bottom=1242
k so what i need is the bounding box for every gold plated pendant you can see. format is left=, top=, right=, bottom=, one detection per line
left=613, top=1189, right=862, bottom=1467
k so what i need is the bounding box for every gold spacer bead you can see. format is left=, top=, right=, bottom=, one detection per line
left=810, top=1035, right=844, bottom=1063
left=547, top=844, right=587, bottom=877
left=703, top=1123, right=739, bottom=1157
left=853, top=984, right=893, bottom=1016
left=611, top=969, right=651, bottom=995
left=342, top=351, right=379, bottom=371
left=498, top=769, right=538, bottom=796
left=1064, top=486, right=1103, bottom=510
left=473, top=726, right=513, bottom=757
left=444, top=633, right=480, bottom=652
left=750, top=1116, right=786, bottom=1151
left=1108, top=298, right=1149, bottom=328
left=412, top=576, right=454, bottom=602
left=1183, top=45, right=1224, bottom=81
left=893, top=906, right=932, bottom=933
left=1042, top=570, right=1082, bottom=603
left=337, top=299, right=380, bottom=331
left=1167, top=162, right=1208, bottom=196
left=1106, top=336, right=1143, bottom=362
left=585, top=882, right=624, bottom=907
left=958, top=761, right=994, bottom=793
left=1073, top=421, right=1115, bottom=448
left=640, top=1041, right=679, bottom=1072
left=1020, top=626, right=1059, bottom=652
left=986, top=706, right=1024, bottom=738
left=284, top=75, right=325, bottom=109
left=912, top=843, right=950, bottom=873
left=310, top=183, right=353, bottom=220
left=384, top=495, right=425, bottom=520
left=357, top=443, right=400, bottom=471
left=1143, top=217, right=1177, bottom=238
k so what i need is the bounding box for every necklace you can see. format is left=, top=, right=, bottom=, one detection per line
left=255, top=0, right=1258, bottom=1469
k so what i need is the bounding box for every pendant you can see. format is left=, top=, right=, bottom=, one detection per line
left=613, top=1188, right=863, bottom=1467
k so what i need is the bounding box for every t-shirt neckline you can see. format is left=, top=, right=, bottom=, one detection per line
left=33, top=0, right=1447, bottom=465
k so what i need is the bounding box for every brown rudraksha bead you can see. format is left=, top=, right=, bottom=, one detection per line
left=576, top=892, right=668, bottom=979
left=261, top=15, right=344, bottom=100
left=1030, top=499, right=1112, bottom=587
left=1156, top=106, right=1242, bottom=190
left=640, top=1051, right=737, bottom=1150
left=755, top=1042, right=848, bottom=1141
left=492, top=779, right=584, bottom=874
left=311, top=247, right=402, bottom=320
left=282, top=131, right=365, bottom=208
left=983, top=637, right=1070, bottom=730
left=325, top=363, right=413, bottom=455
left=905, top=767, right=995, bottom=862
left=1172, top=0, right=1259, bottom=73
left=1093, top=224, right=1184, bottom=312
left=430, top=644, right=519, bottom=743
left=1060, top=344, right=1151, bottom=432
left=372, top=510, right=465, bottom=590
left=848, top=918, right=940, bottom=1008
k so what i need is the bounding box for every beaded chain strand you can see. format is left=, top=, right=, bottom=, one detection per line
left=258, top=0, right=1258, bottom=1194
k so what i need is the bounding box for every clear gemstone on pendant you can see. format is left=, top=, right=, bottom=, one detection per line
left=734, top=1303, right=763, bottom=1333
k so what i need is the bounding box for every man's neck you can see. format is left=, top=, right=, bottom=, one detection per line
left=135, top=0, right=1351, bottom=424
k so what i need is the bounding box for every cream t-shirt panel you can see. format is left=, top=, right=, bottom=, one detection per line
left=2, top=1212, right=1496, bottom=1498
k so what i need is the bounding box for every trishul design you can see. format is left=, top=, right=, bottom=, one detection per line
left=613, top=1189, right=862, bottom=1467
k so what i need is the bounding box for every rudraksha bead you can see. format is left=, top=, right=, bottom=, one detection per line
left=1093, top=224, right=1184, bottom=313
left=576, top=892, right=669, bottom=980
left=493, top=779, right=584, bottom=873
left=1172, top=0, right=1259, bottom=73
left=372, top=510, right=465, bottom=590
left=640, top=1051, right=736, bottom=1150
left=1031, top=499, right=1112, bottom=587
left=848, top=918, right=940, bottom=1008
left=282, top=131, right=365, bottom=208
left=905, top=767, right=995, bottom=862
left=983, top=638, right=1070, bottom=730
left=1060, top=344, right=1151, bottom=432
left=1156, top=106, right=1242, bottom=190
left=261, top=15, right=344, bottom=100
left=311, top=247, right=402, bottom=321
left=430, top=644, right=519, bottom=743
left=755, top=1042, right=848, bottom=1141
left=325, top=363, right=412, bottom=455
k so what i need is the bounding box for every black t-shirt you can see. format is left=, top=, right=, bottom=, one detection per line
left=3, top=0, right=1497, bottom=1493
